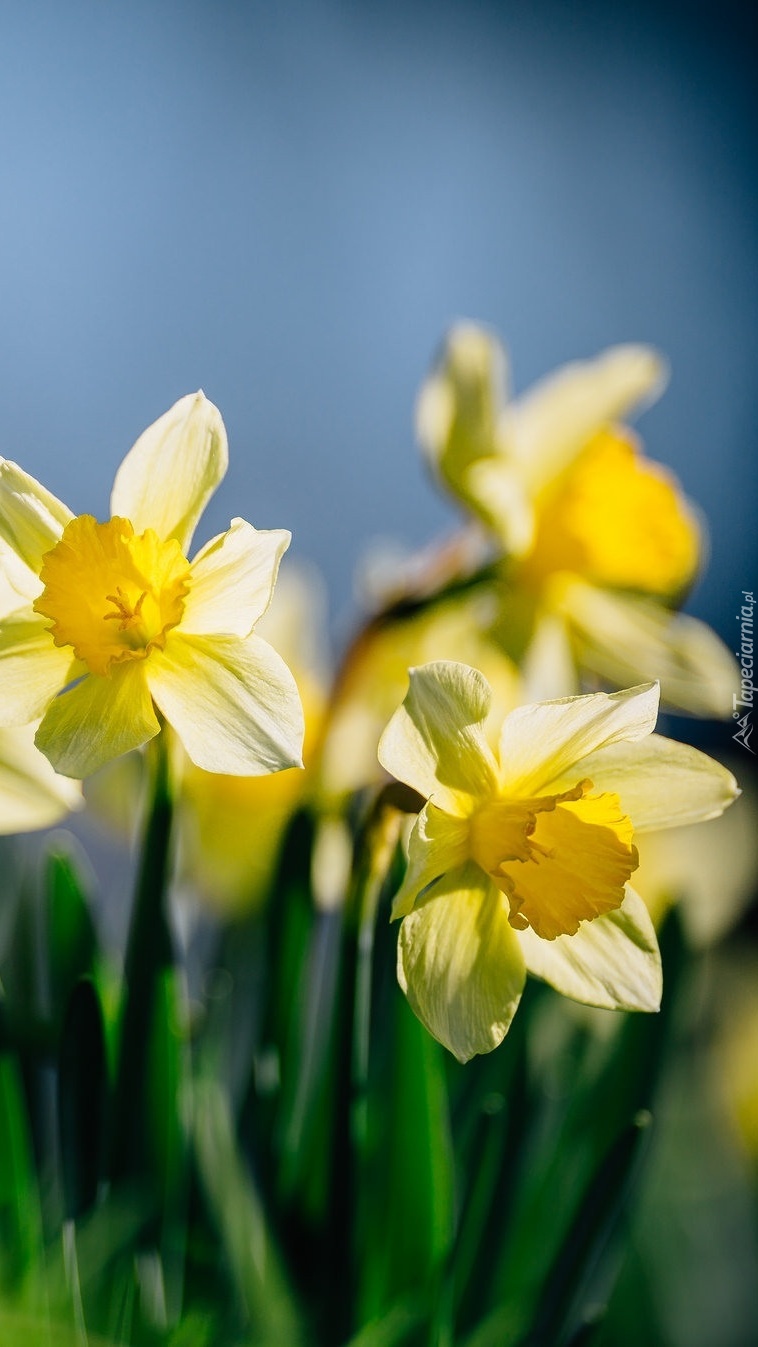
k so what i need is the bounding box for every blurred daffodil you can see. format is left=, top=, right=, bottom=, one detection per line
left=0, top=393, right=304, bottom=779
left=0, top=722, right=82, bottom=833
left=417, top=325, right=736, bottom=714
left=378, top=662, right=738, bottom=1061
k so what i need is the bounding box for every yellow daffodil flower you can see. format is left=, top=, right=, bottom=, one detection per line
left=0, top=722, right=82, bottom=833
left=0, top=393, right=304, bottom=779
left=378, top=662, right=738, bottom=1061
left=417, top=325, right=736, bottom=715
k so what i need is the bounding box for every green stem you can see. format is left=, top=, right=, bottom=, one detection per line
left=109, top=730, right=174, bottom=1186
left=324, top=787, right=411, bottom=1344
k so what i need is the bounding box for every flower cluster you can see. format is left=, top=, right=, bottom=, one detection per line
left=0, top=341, right=742, bottom=1065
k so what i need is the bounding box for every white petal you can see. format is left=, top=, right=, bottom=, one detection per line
left=0, top=723, right=83, bottom=832
left=498, top=683, right=660, bottom=795
left=559, top=580, right=738, bottom=719
left=0, top=609, right=77, bottom=726
left=0, top=459, right=72, bottom=577
left=182, top=519, right=291, bottom=638
left=398, top=862, right=526, bottom=1062
left=147, top=631, right=304, bottom=776
left=554, top=734, right=740, bottom=832
left=391, top=803, right=471, bottom=920
left=35, top=664, right=160, bottom=778
left=110, top=392, right=228, bottom=553
left=518, top=886, right=661, bottom=1012
left=378, top=661, right=499, bottom=814
left=505, top=344, right=667, bottom=494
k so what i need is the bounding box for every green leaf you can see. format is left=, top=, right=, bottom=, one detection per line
left=46, top=839, right=99, bottom=1028
left=192, top=1075, right=305, bottom=1346
left=357, top=991, right=455, bottom=1326
left=521, top=1111, right=653, bottom=1346
left=58, top=978, right=108, bottom=1220
left=463, top=910, right=689, bottom=1341
left=0, top=1048, right=43, bottom=1297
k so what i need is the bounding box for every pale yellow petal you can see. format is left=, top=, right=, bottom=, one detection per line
left=505, top=344, right=667, bottom=494
left=378, top=661, right=499, bottom=814
left=463, top=457, right=534, bottom=552
left=552, top=735, right=739, bottom=832
left=517, top=886, right=661, bottom=1011
left=35, top=664, right=160, bottom=778
left=147, top=631, right=304, bottom=776
left=0, top=541, right=41, bottom=610
left=182, top=519, right=291, bottom=638
left=634, top=779, right=758, bottom=945
left=0, top=459, right=72, bottom=578
left=415, top=323, right=509, bottom=498
left=0, top=723, right=83, bottom=832
left=498, top=683, right=660, bottom=795
left=557, top=579, right=738, bottom=719
left=390, top=803, right=471, bottom=920
left=110, top=392, right=228, bottom=553
left=397, top=862, right=526, bottom=1062
left=0, top=609, right=77, bottom=726
left=521, top=610, right=579, bottom=703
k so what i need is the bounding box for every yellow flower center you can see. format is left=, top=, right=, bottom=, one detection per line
left=34, top=515, right=191, bottom=676
left=518, top=429, right=700, bottom=597
left=469, top=779, right=638, bottom=940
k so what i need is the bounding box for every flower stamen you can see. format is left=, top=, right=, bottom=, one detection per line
left=104, top=586, right=148, bottom=629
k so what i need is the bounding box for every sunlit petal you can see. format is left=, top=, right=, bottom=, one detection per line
left=378, top=661, right=499, bottom=813
left=391, top=803, right=471, bottom=920
left=147, top=631, right=304, bottom=775
left=110, top=391, right=228, bottom=553
left=0, top=609, right=78, bottom=726
left=182, top=519, right=291, bottom=638
left=35, top=664, right=160, bottom=778
left=553, top=735, right=740, bottom=832
left=0, top=459, right=72, bottom=577
left=498, top=682, right=660, bottom=795
left=398, top=862, right=526, bottom=1062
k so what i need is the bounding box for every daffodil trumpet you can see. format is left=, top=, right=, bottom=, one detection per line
left=0, top=392, right=304, bottom=780
left=378, top=663, right=738, bottom=1062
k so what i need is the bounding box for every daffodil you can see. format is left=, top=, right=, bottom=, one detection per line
left=0, top=722, right=82, bottom=833
left=0, top=393, right=304, bottom=779
left=378, top=662, right=738, bottom=1061
left=417, top=325, right=736, bottom=715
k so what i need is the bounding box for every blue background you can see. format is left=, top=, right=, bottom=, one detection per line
left=1, top=0, right=756, bottom=655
